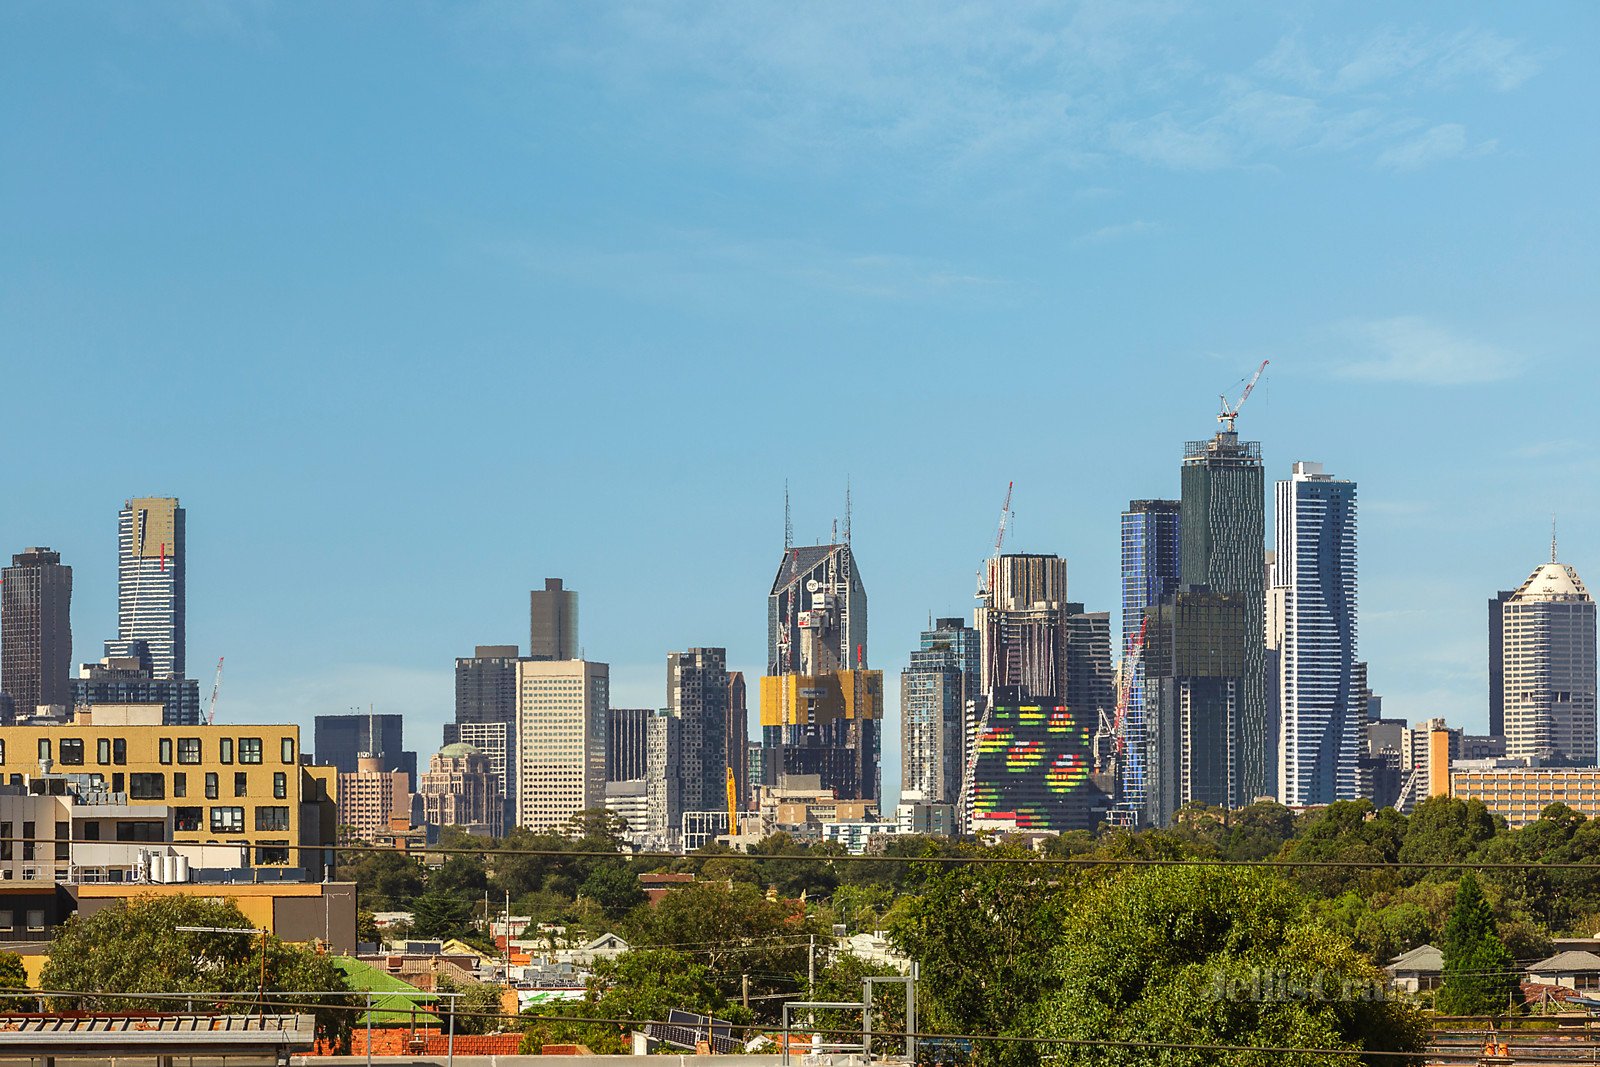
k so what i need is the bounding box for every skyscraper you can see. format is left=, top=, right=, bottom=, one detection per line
left=515, top=658, right=608, bottom=830
left=726, top=672, right=749, bottom=809
left=1271, top=462, right=1360, bottom=807
left=1143, top=587, right=1249, bottom=827
left=314, top=713, right=418, bottom=787
left=529, top=578, right=578, bottom=661
left=1180, top=431, right=1267, bottom=806
left=667, top=647, right=729, bottom=815
left=1119, top=500, right=1181, bottom=818
left=450, top=644, right=526, bottom=823
left=1065, top=605, right=1114, bottom=724
left=976, top=553, right=1069, bottom=700
left=1, top=548, right=73, bottom=715
left=1488, top=589, right=1514, bottom=738
left=761, top=540, right=881, bottom=801
left=117, top=497, right=185, bottom=679
left=901, top=618, right=976, bottom=804
left=606, top=707, right=652, bottom=782
left=1501, top=556, right=1597, bottom=766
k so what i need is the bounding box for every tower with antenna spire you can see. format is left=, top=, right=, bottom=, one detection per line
left=1498, top=542, right=1597, bottom=766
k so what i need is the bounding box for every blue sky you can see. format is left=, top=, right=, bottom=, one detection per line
left=2, top=3, right=1596, bottom=801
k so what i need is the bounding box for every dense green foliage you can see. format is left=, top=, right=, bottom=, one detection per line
left=1437, top=873, right=1519, bottom=1016
left=1042, top=866, right=1425, bottom=1066
left=41, top=895, right=355, bottom=1050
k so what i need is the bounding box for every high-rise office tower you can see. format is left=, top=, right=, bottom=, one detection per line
left=1143, top=588, right=1249, bottom=827
left=1065, top=605, right=1114, bottom=722
left=606, top=707, right=652, bottom=782
left=450, top=644, right=525, bottom=823
left=514, top=659, right=608, bottom=830
left=1180, top=430, right=1267, bottom=806
left=117, top=497, right=186, bottom=680
left=314, top=713, right=418, bottom=788
left=761, top=540, right=881, bottom=801
left=646, top=710, right=683, bottom=846
left=901, top=618, right=977, bottom=804
left=726, top=672, right=749, bottom=810
left=667, top=647, right=729, bottom=817
left=1119, top=500, right=1181, bottom=818
left=529, top=578, right=579, bottom=661
left=418, top=743, right=504, bottom=838
left=1, top=548, right=73, bottom=715
left=976, top=554, right=1069, bottom=700
left=1501, top=554, right=1597, bottom=766
left=1488, top=589, right=1514, bottom=737
left=1270, top=462, right=1360, bottom=807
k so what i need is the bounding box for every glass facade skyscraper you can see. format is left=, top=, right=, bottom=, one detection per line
left=1271, top=462, right=1360, bottom=806
left=1180, top=431, right=1267, bottom=807
left=117, top=497, right=185, bottom=680
left=901, top=618, right=978, bottom=804
left=1119, top=501, right=1181, bottom=818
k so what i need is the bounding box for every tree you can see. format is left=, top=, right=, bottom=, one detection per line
left=410, top=887, right=478, bottom=941
left=889, top=854, right=1083, bottom=1067
left=436, top=971, right=509, bottom=1036
left=1437, top=873, right=1519, bottom=1017
left=580, top=864, right=646, bottom=919
left=0, top=952, right=26, bottom=990
left=40, top=895, right=354, bottom=1050
left=334, top=848, right=426, bottom=910
left=1041, top=865, right=1425, bottom=1067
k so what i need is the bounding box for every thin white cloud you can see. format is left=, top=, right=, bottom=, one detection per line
left=1335, top=316, right=1522, bottom=385
left=1375, top=123, right=1495, bottom=171
left=1074, top=219, right=1162, bottom=245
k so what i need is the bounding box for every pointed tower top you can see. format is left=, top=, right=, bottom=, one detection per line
left=1552, top=513, right=1559, bottom=563
left=784, top=481, right=793, bottom=552
left=844, top=476, right=852, bottom=544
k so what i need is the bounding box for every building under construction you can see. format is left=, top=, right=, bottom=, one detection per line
left=760, top=538, right=881, bottom=801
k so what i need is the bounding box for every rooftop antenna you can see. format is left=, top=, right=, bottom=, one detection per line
left=784, top=481, right=793, bottom=552
left=844, top=477, right=852, bottom=544
left=1552, top=514, right=1559, bottom=563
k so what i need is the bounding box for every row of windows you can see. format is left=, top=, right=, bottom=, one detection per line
left=124, top=771, right=290, bottom=801
left=5, top=735, right=296, bottom=768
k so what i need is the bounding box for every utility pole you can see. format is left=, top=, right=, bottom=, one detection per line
left=742, top=974, right=750, bottom=1012
left=807, top=934, right=816, bottom=1027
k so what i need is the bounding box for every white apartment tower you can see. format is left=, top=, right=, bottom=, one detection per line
left=1272, top=462, right=1360, bottom=806
left=1502, top=554, right=1597, bottom=765
left=514, top=659, right=609, bottom=830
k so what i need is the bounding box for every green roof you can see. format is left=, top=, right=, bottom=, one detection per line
left=333, top=956, right=442, bottom=1025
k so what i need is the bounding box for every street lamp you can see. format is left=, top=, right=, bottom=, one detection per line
left=176, top=925, right=270, bottom=1019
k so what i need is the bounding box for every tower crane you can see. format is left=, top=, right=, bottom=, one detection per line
left=963, top=481, right=1015, bottom=830
left=1094, top=617, right=1149, bottom=775
left=973, top=481, right=1014, bottom=600
left=205, top=656, right=225, bottom=725
left=1216, top=359, right=1269, bottom=432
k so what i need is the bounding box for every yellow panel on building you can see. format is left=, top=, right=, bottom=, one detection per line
left=759, top=670, right=883, bottom=728
left=127, top=497, right=179, bottom=558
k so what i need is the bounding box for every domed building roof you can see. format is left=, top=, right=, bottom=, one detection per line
left=1511, top=561, right=1592, bottom=603
left=436, top=742, right=482, bottom=760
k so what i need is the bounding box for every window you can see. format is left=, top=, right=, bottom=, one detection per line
left=173, top=772, right=187, bottom=798
left=115, top=821, right=164, bottom=842
left=219, top=738, right=233, bottom=764
left=36, top=739, right=49, bottom=764
left=112, top=738, right=126, bottom=765
left=59, top=739, right=84, bottom=766
left=204, top=773, right=218, bottom=800
left=0, top=911, right=12, bottom=931
left=111, top=773, right=124, bottom=794
left=234, top=772, right=248, bottom=797
left=97, top=738, right=111, bottom=765
left=210, top=807, right=244, bottom=833
left=158, top=738, right=173, bottom=765
left=54, top=822, right=68, bottom=861
left=255, top=843, right=290, bottom=865
left=177, top=738, right=202, bottom=764
left=0, top=822, right=11, bottom=862
left=25, top=910, right=44, bottom=932
left=82, top=821, right=100, bottom=842
left=174, top=807, right=202, bottom=833
left=255, top=806, right=290, bottom=831
left=22, top=823, right=34, bottom=862
left=0, top=739, right=5, bottom=765
left=273, top=772, right=287, bottom=800
left=281, top=737, right=295, bottom=764
left=239, top=738, right=263, bottom=764
left=129, top=774, right=165, bottom=800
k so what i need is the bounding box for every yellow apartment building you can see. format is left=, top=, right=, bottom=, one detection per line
left=0, top=707, right=337, bottom=876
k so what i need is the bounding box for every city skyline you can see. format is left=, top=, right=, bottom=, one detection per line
left=2, top=5, right=1594, bottom=808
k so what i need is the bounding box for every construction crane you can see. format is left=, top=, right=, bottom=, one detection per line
left=205, top=656, right=225, bottom=725
left=974, top=481, right=1015, bottom=600
left=725, top=766, right=739, bottom=838
left=1094, top=617, right=1149, bottom=775
left=1216, top=359, right=1269, bottom=432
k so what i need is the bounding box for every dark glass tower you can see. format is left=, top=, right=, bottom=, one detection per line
left=1, top=547, right=73, bottom=715
left=1180, top=431, right=1266, bottom=806
left=1119, top=501, right=1181, bottom=817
